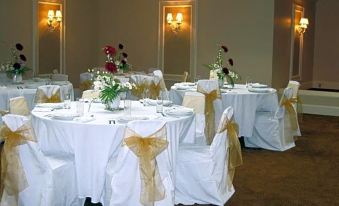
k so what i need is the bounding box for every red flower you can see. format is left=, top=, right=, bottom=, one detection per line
left=221, top=45, right=228, bottom=53
left=222, top=67, right=229, bottom=75
left=228, top=58, right=234, bottom=66
left=103, top=46, right=116, bottom=55
left=105, top=62, right=117, bottom=73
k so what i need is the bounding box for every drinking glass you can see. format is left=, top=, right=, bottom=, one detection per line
left=76, top=99, right=85, bottom=116
left=124, top=99, right=132, bottom=116
left=63, top=93, right=71, bottom=109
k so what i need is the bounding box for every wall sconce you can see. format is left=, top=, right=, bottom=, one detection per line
left=296, top=17, right=309, bottom=34
left=166, top=12, right=183, bottom=33
left=47, top=9, right=62, bottom=31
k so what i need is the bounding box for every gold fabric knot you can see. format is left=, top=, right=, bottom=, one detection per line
left=197, top=86, right=221, bottom=145
left=0, top=123, right=36, bottom=205
left=148, top=82, right=161, bottom=100
left=35, top=89, right=61, bottom=103
left=280, top=97, right=299, bottom=131
left=132, top=82, right=146, bottom=99
left=79, top=80, right=93, bottom=91
left=124, top=126, right=168, bottom=206
left=218, top=118, right=242, bottom=188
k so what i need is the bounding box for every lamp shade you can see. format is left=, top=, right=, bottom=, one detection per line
left=299, top=18, right=309, bottom=26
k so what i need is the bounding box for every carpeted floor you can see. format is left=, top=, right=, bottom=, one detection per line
left=2, top=114, right=339, bottom=206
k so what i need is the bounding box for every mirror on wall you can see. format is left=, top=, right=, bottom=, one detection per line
left=159, top=0, right=196, bottom=84
left=33, top=0, right=65, bottom=76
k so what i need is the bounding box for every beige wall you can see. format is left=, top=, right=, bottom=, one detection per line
left=197, top=0, right=275, bottom=85
left=313, top=0, right=339, bottom=89
left=0, top=0, right=34, bottom=78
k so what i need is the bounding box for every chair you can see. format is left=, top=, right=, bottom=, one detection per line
left=0, top=114, right=81, bottom=206
left=130, top=74, right=152, bottom=99
left=104, top=120, right=174, bottom=206
left=51, top=74, right=68, bottom=81
left=9, top=96, right=30, bottom=116
left=152, top=70, right=169, bottom=100
left=35, top=85, right=62, bottom=103
left=245, top=87, right=296, bottom=151
left=182, top=91, right=206, bottom=144
left=79, top=72, right=94, bottom=91
left=175, top=107, right=242, bottom=205
left=196, top=79, right=223, bottom=145
left=287, top=80, right=301, bottom=136
left=81, top=89, right=100, bottom=100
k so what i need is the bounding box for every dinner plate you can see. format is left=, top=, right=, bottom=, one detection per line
left=248, top=88, right=274, bottom=93
left=36, top=103, right=64, bottom=109
left=251, top=83, right=268, bottom=88
left=164, top=107, right=194, bottom=117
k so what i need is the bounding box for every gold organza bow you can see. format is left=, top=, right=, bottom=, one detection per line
left=124, top=126, right=168, bottom=206
left=35, top=89, right=61, bottom=103
left=148, top=82, right=161, bottom=100
left=218, top=117, right=243, bottom=188
left=0, top=122, right=36, bottom=205
left=79, top=80, right=93, bottom=91
left=197, top=85, right=221, bottom=145
left=280, top=97, right=300, bottom=131
left=132, top=82, right=146, bottom=99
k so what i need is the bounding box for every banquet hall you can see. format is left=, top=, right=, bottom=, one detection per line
left=0, top=0, right=339, bottom=205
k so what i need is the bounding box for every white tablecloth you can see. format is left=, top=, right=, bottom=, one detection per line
left=169, top=84, right=279, bottom=137
left=0, top=79, right=73, bottom=111
left=31, top=101, right=195, bottom=203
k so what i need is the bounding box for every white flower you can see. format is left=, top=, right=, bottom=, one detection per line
left=93, top=80, right=103, bottom=90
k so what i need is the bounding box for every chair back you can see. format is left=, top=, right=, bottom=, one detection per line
left=153, top=70, right=167, bottom=91
left=182, top=91, right=205, bottom=114
left=277, top=87, right=294, bottom=118
left=9, top=96, right=30, bottom=116
left=106, top=120, right=173, bottom=206
left=183, top=71, right=189, bottom=82
left=35, top=85, right=62, bottom=103
left=51, top=74, right=68, bottom=81
left=287, top=80, right=300, bottom=98
left=82, top=89, right=100, bottom=100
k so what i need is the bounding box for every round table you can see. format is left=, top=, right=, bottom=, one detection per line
left=31, top=101, right=196, bottom=202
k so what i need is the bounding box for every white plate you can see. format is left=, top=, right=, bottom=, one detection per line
left=164, top=107, right=194, bottom=117
left=117, top=116, right=149, bottom=124
left=52, top=113, right=80, bottom=120
left=251, top=83, right=268, bottom=88
left=248, top=88, right=274, bottom=93
left=144, top=99, right=173, bottom=107
left=36, top=103, right=64, bottom=109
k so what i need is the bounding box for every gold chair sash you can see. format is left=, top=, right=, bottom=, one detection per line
left=35, top=89, right=61, bottom=103
left=124, top=126, right=168, bottom=206
left=280, top=97, right=299, bottom=131
left=0, top=122, right=36, bottom=205
left=218, top=118, right=243, bottom=188
left=197, top=85, right=221, bottom=145
left=79, top=80, right=93, bottom=91
left=148, top=82, right=161, bottom=100
left=132, top=82, right=146, bottom=99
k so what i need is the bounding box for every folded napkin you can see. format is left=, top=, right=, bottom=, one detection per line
left=144, top=99, right=173, bottom=107
left=74, top=116, right=95, bottom=123
left=52, top=113, right=80, bottom=120
left=36, top=103, right=64, bottom=109
left=117, top=116, right=150, bottom=124
left=251, top=83, right=268, bottom=88
left=164, top=106, right=194, bottom=117
left=33, top=107, right=54, bottom=112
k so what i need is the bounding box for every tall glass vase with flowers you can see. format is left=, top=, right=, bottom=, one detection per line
left=205, top=45, right=240, bottom=88
left=0, top=43, right=30, bottom=83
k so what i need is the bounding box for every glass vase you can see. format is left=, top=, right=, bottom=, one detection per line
left=12, top=73, right=23, bottom=84
left=105, top=96, right=121, bottom=111
left=218, top=78, right=224, bottom=88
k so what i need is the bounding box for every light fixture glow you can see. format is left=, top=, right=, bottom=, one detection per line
left=297, top=17, right=309, bottom=34
left=47, top=9, right=62, bottom=32
left=166, top=12, right=183, bottom=33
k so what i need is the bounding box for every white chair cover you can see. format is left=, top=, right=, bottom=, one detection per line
left=196, top=80, right=223, bottom=144
left=81, top=89, right=100, bottom=100
left=9, top=96, right=30, bottom=116
left=34, top=85, right=62, bottom=103
left=175, top=107, right=235, bottom=205
left=182, top=91, right=206, bottom=144
left=287, top=80, right=301, bottom=136
left=245, top=88, right=296, bottom=151
left=104, top=120, right=174, bottom=206
left=51, top=74, right=68, bottom=81
left=0, top=114, right=81, bottom=206
left=79, top=72, right=93, bottom=83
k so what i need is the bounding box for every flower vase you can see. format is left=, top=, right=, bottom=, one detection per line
left=105, top=96, right=121, bottom=111
left=218, top=78, right=224, bottom=88
left=12, top=73, right=23, bottom=84
left=225, top=75, right=235, bottom=89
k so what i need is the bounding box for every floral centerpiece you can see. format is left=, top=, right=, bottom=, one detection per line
left=205, top=45, right=240, bottom=87
left=0, top=43, right=30, bottom=83
left=93, top=71, right=135, bottom=110
left=103, top=43, right=131, bottom=73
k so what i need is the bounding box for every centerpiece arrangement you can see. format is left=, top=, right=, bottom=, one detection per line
left=205, top=45, right=240, bottom=88
left=0, top=43, right=30, bottom=83
left=91, top=43, right=135, bottom=110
